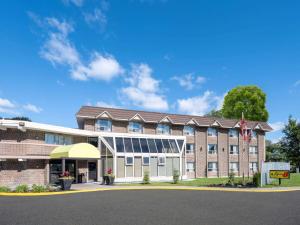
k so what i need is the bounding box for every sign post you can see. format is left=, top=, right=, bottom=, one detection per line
left=269, top=170, right=290, bottom=185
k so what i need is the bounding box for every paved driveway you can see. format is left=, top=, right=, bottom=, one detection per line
left=0, top=190, right=299, bottom=225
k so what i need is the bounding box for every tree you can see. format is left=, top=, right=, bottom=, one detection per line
left=222, top=86, right=269, bottom=122
left=280, top=116, right=300, bottom=171
left=0, top=116, right=31, bottom=122
left=205, top=109, right=223, bottom=118
left=265, top=140, right=286, bottom=162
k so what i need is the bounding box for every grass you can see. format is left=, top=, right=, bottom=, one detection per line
left=264, top=173, right=300, bottom=187
left=119, top=177, right=252, bottom=187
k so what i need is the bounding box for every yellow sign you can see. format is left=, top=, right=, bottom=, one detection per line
left=269, top=170, right=290, bottom=179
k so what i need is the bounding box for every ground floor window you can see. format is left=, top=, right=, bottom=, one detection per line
left=229, top=162, right=239, bottom=172
left=208, top=162, right=218, bottom=172
left=125, top=156, right=134, bottom=166
left=186, top=162, right=195, bottom=172
left=249, top=162, right=258, bottom=172
left=143, top=156, right=150, bottom=165
left=158, top=156, right=166, bottom=165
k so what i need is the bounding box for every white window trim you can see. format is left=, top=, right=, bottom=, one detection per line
left=183, top=126, right=195, bottom=136
left=208, top=162, right=218, bottom=172
left=229, top=129, right=238, bottom=138
left=186, top=162, right=195, bottom=172
left=186, top=144, right=194, bottom=154
left=125, top=156, right=134, bottom=166
left=142, top=156, right=150, bottom=166
left=249, top=146, right=258, bottom=154
left=128, top=121, right=143, bottom=134
left=156, top=124, right=171, bottom=135
left=96, top=119, right=112, bottom=132
left=229, top=145, right=239, bottom=155
left=229, top=162, right=239, bottom=172
left=208, top=144, right=218, bottom=154
left=158, top=156, right=166, bottom=165
left=207, top=128, right=217, bottom=137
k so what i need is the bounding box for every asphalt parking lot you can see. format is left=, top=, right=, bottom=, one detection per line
left=0, top=190, right=300, bottom=225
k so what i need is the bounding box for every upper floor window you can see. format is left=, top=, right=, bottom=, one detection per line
left=229, top=129, right=239, bottom=138
left=249, top=146, right=258, bottom=155
left=207, top=128, right=217, bottom=137
left=45, top=133, right=73, bottom=145
left=96, top=119, right=112, bottom=132
left=186, top=144, right=194, bottom=154
left=208, top=144, right=217, bottom=154
left=183, top=126, right=195, bottom=136
left=156, top=124, right=170, bottom=135
left=128, top=122, right=143, bottom=133
left=251, top=130, right=257, bottom=139
left=229, top=145, right=239, bottom=155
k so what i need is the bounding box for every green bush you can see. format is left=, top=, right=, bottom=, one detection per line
left=31, top=184, right=47, bottom=193
left=0, top=186, right=11, bottom=192
left=173, top=170, right=180, bottom=184
left=227, top=169, right=235, bottom=186
left=143, top=171, right=150, bottom=184
left=15, top=184, right=29, bottom=193
left=253, top=172, right=261, bottom=187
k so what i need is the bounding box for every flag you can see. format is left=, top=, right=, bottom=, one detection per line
left=239, top=112, right=250, bottom=142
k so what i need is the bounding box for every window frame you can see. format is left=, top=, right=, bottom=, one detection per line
left=207, top=127, right=217, bottom=137
left=125, top=156, right=134, bottom=166
left=208, top=162, right=218, bottom=172
left=96, top=119, right=112, bottom=132
left=156, top=124, right=171, bottom=135
left=229, top=162, right=239, bottom=172
left=249, top=162, right=258, bottom=172
left=158, top=156, right=166, bottom=166
left=186, top=144, right=194, bottom=154
left=142, top=156, right=150, bottom=166
left=229, top=145, right=239, bottom=155
left=186, top=162, right=195, bottom=172
left=251, top=130, right=257, bottom=139
left=249, top=146, right=258, bottom=154
left=183, top=125, right=195, bottom=136
left=208, top=144, right=218, bottom=154
left=229, top=129, right=239, bottom=138
left=128, top=121, right=143, bottom=133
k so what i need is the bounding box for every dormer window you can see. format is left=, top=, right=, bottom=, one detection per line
left=251, top=130, right=257, bottom=139
left=207, top=128, right=217, bottom=137
left=96, top=119, right=112, bottom=132
left=156, top=124, right=170, bottom=135
left=128, top=122, right=143, bottom=133
left=183, top=126, right=195, bottom=136
left=229, top=129, right=239, bottom=138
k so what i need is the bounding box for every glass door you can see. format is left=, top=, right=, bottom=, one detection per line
left=88, top=161, right=97, bottom=182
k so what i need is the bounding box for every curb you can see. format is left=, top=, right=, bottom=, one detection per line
left=1, top=186, right=300, bottom=197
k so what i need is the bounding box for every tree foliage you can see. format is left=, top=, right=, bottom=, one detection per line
left=280, top=116, right=300, bottom=170
left=221, top=86, right=269, bottom=122
left=0, top=116, right=31, bottom=122
left=265, top=140, right=287, bottom=162
left=205, top=109, right=223, bottom=118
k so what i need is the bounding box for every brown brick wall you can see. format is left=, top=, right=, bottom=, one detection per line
left=112, top=121, right=128, bottom=133
left=0, top=159, right=48, bottom=186
left=143, top=123, right=156, bottom=134
left=195, top=127, right=207, bottom=177
left=84, top=119, right=96, bottom=131
left=218, top=129, right=228, bottom=177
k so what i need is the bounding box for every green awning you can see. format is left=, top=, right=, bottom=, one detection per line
left=50, top=143, right=100, bottom=159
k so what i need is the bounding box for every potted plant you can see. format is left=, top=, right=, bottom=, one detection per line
left=59, top=171, right=74, bottom=190
left=103, top=168, right=115, bottom=185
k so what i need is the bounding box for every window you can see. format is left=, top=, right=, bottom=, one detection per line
left=116, top=137, right=125, bottom=152
left=229, top=145, right=239, bottom=155
left=155, top=139, right=164, bottom=153
left=208, top=162, right=218, bottom=172
left=143, top=157, right=150, bottom=165
left=124, top=138, right=133, bottom=153
left=147, top=139, right=157, bottom=153
left=96, top=119, right=112, bottom=132
left=140, top=138, right=150, bottom=153
left=132, top=138, right=141, bottom=153
left=158, top=156, right=166, bottom=165
left=249, top=162, right=258, bottom=172
left=186, top=162, right=195, bottom=172
left=126, top=156, right=133, bottom=166
left=162, top=139, right=172, bottom=153
left=45, top=133, right=73, bottom=145
left=207, top=128, right=217, bottom=137
left=128, top=122, right=143, bottom=133
left=156, top=124, right=170, bottom=135
left=208, top=144, right=217, bottom=154
left=169, top=139, right=179, bottom=153
left=183, top=126, right=195, bottom=136
left=249, top=146, right=258, bottom=154
left=229, top=162, right=239, bottom=172
left=251, top=130, right=257, bottom=139
left=229, top=129, right=238, bottom=138
left=186, top=144, right=194, bottom=154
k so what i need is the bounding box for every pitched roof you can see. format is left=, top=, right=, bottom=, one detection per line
left=76, top=106, right=273, bottom=131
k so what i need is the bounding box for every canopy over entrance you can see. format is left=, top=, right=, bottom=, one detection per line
left=50, top=143, right=100, bottom=159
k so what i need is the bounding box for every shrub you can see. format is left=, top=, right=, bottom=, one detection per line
left=228, top=169, right=235, bottom=186
left=15, top=184, right=29, bottom=193
left=31, top=184, right=47, bottom=193
left=253, top=172, right=261, bottom=187
left=143, top=171, right=150, bottom=184
left=173, top=170, right=180, bottom=184
left=0, top=186, right=11, bottom=192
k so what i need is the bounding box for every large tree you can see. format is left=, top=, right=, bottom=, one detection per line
left=280, top=116, right=300, bottom=171
left=265, top=140, right=287, bottom=162
left=222, top=85, right=269, bottom=121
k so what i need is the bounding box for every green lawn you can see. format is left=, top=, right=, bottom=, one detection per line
left=264, top=173, right=300, bottom=187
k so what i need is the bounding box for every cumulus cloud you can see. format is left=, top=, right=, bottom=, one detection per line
left=23, top=104, right=43, bottom=113
left=177, top=91, right=224, bottom=115
left=0, top=98, right=15, bottom=108
left=172, top=74, right=206, bottom=90
left=31, top=15, right=123, bottom=81
left=84, top=8, right=107, bottom=31
left=95, top=101, right=118, bottom=108
left=121, top=64, right=168, bottom=111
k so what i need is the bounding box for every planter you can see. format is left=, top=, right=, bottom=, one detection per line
left=60, top=179, right=73, bottom=190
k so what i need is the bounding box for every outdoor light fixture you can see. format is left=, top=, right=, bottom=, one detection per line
left=200, top=147, right=202, bottom=151
left=222, top=148, right=225, bottom=152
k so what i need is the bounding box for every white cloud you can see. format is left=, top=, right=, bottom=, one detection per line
left=172, top=74, right=206, bottom=90
left=95, top=101, right=117, bottom=108
left=0, top=98, right=15, bottom=108
left=84, top=8, right=107, bottom=31
left=32, top=16, right=123, bottom=81
left=121, top=64, right=168, bottom=111
left=62, top=0, right=84, bottom=7
left=177, top=91, right=224, bottom=115
left=269, top=121, right=285, bottom=132
left=23, top=104, right=43, bottom=113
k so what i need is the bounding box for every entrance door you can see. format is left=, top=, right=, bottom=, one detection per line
left=65, top=160, right=76, bottom=183
left=88, top=162, right=97, bottom=182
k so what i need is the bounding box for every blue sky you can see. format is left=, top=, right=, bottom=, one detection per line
left=0, top=0, right=300, bottom=142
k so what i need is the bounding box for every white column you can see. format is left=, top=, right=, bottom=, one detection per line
left=62, top=158, right=65, bottom=173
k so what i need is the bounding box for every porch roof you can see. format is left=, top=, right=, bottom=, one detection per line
left=50, top=143, right=100, bottom=159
